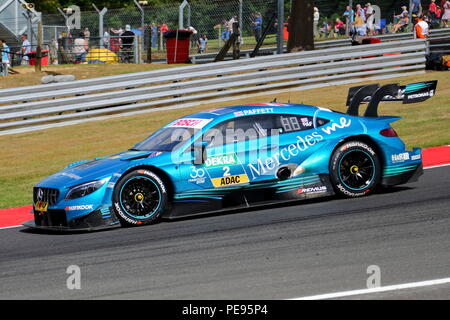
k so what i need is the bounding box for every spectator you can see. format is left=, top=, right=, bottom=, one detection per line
left=159, top=23, right=169, bottom=50
left=228, top=16, right=237, bottom=35
left=353, top=10, right=367, bottom=36
left=334, top=18, right=345, bottom=35
left=392, top=6, right=409, bottom=33
left=343, top=5, right=355, bottom=24
left=443, top=1, right=450, bottom=27
left=151, top=23, right=158, bottom=48
left=73, top=32, right=88, bottom=63
left=412, top=0, right=422, bottom=15
left=18, top=34, right=31, bottom=65
left=160, top=23, right=168, bottom=35
left=430, top=0, right=438, bottom=17
left=436, top=6, right=442, bottom=20
left=252, top=12, right=262, bottom=42
left=109, top=28, right=121, bottom=53
left=319, top=20, right=332, bottom=38
left=313, top=7, right=320, bottom=37
left=413, top=14, right=429, bottom=38
left=121, top=25, right=135, bottom=62
left=197, top=34, right=208, bottom=53
left=186, top=25, right=198, bottom=47
left=103, top=29, right=110, bottom=49
left=356, top=4, right=366, bottom=22
left=83, top=27, right=90, bottom=46
left=221, top=19, right=230, bottom=41
left=365, top=3, right=375, bottom=35
left=0, top=39, right=10, bottom=76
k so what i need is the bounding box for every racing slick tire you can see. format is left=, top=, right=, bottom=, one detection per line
left=112, top=169, right=168, bottom=226
left=329, top=141, right=381, bottom=198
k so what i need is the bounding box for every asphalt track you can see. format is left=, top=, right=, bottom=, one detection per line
left=0, top=165, right=449, bottom=300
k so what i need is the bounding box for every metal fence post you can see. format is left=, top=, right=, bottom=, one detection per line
left=277, top=0, right=284, bottom=54
left=93, top=4, right=108, bottom=48
left=346, top=0, right=353, bottom=36
left=179, top=0, right=189, bottom=29
left=134, top=0, right=144, bottom=33
left=239, top=0, right=243, bottom=44
left=134, top=34, right=139, bottom=64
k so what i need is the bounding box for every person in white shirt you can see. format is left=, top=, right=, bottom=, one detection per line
left=103, top=30, right=110, bottom=48
left=365, top=3, right=375, bottom=35
left=73, top=32, right=88, bottom=63
left=313, top=7, right=320, bottom=37
left=19, top=34, right=31, bottom=65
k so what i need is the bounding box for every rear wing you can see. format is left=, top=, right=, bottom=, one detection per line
left=346, top=81, right=437, bottom=117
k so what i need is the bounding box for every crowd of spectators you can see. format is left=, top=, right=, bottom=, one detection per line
left=314, top=1, right=450, bottom=39
left=2, top=1, right=449, bottom=70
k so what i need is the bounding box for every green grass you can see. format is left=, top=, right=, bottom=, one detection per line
left=1, top=63, right=185, bottom=89
left=0, top=71, right=449, bottom=208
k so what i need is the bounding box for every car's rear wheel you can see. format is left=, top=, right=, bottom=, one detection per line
left=112, top=169, right=168, bottom=226
left=329, top=141, right=381, bottom=197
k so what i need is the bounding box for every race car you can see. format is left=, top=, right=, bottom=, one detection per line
left=24, top=80, right=437, bottom=231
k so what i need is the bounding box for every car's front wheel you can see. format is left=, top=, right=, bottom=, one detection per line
left=112, top=169, right=168, bottom=226
left=329, top=141, right=381, bottom=197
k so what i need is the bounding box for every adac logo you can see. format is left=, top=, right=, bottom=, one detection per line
left=211, top=174, right=249, bottom=188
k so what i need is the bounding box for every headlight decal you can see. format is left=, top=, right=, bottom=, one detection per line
left=65, top=178, right=109, bottom=200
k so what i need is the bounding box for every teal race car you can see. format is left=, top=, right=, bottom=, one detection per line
left=24, top=81, right=437, bottom=231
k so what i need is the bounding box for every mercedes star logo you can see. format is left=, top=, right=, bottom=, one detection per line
left=37, top=188, right=44, bottom=201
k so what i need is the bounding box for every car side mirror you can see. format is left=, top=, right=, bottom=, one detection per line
left=192, top=141, right=208, bottom=165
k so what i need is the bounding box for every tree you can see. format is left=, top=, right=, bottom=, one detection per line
left=287, top=0, right=314, bottom=52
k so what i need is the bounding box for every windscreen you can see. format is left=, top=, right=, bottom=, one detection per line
left=131, top=127, right=195, bottom=152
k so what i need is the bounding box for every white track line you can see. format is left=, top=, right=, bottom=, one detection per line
left=290, top=277, right=450, bottom=300
left=0, top=225, right=22, bottom=230
left=424, top=163, right=450, bottom=169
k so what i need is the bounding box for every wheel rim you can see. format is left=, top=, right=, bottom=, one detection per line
left=119, top=176, right=161, bottom=219
left=338, top=150, right=376, bottom=191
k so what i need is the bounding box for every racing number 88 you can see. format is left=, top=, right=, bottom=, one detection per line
left=280, top=116, right=301, bottom=132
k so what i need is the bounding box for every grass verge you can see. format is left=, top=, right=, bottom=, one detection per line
left=0, top=63, right=185, bottom=89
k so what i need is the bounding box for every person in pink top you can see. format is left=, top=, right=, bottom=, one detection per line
left=334, top=18, right=345, bottom=35
left=442, top=1, right=450, bottom=27
left=429, top=0, right=437, bottom=14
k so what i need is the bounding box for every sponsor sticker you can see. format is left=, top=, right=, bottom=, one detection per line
left=107, top=182, right=115, bottom=189
left=204, top=153, right=238, bottom=168
left=392, top=152, right=410, bottom=163
left=297, top=186, right=327, bottom=194
left=300, top=117, right=313, bottom=127
left=211, top=174, right=249, bottom=188
left=233, top=108, right=274, bottom=117
left=65, top=204, right=94, bottom=211
left=407, top=90, right=434, bottom=100
left=167, top=118, right=212, bottom=129
left=35, top=201, right=48, bottom=212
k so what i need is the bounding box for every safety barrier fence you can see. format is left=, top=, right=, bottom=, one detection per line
left=0, top=38, right=428, bottom=135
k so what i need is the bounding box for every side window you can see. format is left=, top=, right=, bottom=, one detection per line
left=274, top=114, right=329, bottom=133
left=276, top=115, right=314, bottom=133
left=316, top=117, right=329, bottom=127
left=204, top=115, right=275, bottom=147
